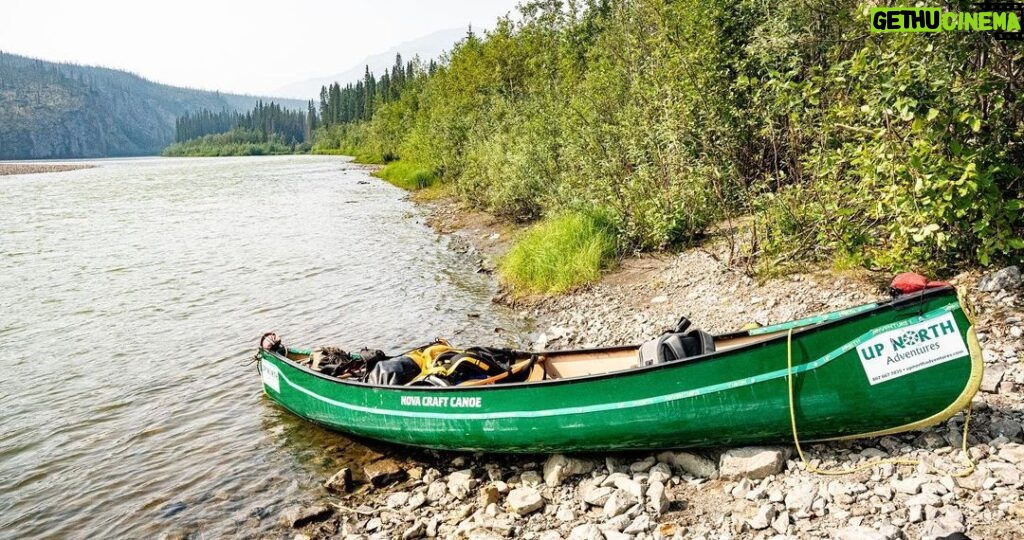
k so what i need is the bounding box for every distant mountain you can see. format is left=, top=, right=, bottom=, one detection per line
left=0, top=52, right=307, bottom=160
left=273, top=27, right=469, bottom=99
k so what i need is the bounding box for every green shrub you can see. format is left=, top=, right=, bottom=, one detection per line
left=499, top=212, right=618, bottom=295
left=374, top=160, right=438, bottom=190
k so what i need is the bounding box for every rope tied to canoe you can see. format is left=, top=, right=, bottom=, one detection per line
left=785, top=328, right=976, bottom=478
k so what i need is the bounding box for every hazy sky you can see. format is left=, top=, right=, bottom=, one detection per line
left=0, top=0, right=521, bottom=96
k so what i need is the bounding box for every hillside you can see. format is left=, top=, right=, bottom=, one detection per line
left=0, top=52, right=305, bottom=159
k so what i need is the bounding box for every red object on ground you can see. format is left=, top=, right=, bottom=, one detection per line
left=890, top=272, right=951, bottom=295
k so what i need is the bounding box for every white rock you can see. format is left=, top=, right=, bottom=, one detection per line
left=832, top=525, right=890, bottom=540
left=603, top=490, right=636, bottom=518
left=630, top=456, right=657, bottom=473
left=555, top=505, right=575, bottom=523
left=429, top=481, right=455, bottom=505
left=507, top=487, right=544, bottom=516
left=402, top=520, right=426, bottom=540
left=671, top=451, right=718, bottom=478
left=747, top=504, right=776, bottom=530
left=720, top=447, right=788, bottom=480
left=386, top=491, right=411, bottom=508
left=569, top=523, right=605, bottom=540
left=785, top=482, right=818, bottom=515
left=918, top=516, right=965, bottom=539
left=892, top=476, right=928, bottom=495
left=998, top=443, right=1024, bottom=464
left=648, top=462, right=672, bottom=484
left=613, top=477, right=644, bottom=500
left=520, top=470, right=543, bottom=486
left=544, top=455, right=596, bottom=487
left=602, top=514, right=631, bottom=532
left=538, top=531, right=563, bottom=540
left=647, top=481, right=669, bottom=515
left=447, top=469, right=475, bottom=500
left=771, top=509, right=790, bottom=534
left=623, top=513, right=651, bottom=534
left=583, top=486, right=616, bottom=506
left=905, top=493, right=942, bottom=507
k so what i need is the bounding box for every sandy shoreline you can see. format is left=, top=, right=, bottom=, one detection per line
left=0, top=163, right=96, bottom=176
left=271, top=192, right=1023, bottom=540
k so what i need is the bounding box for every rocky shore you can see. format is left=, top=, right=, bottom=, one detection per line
left=0, top=162, right=95, bottom=176
left=275, top=197, right=1023, bottom=540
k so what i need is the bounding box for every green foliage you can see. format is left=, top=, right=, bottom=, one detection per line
left=499, top=212, right=618, bottom=295
left=374, top=160, right=438, bottom=190
left=161, top=129, right=303, bottom=157
left=312, top=0, right=1024, bottom=276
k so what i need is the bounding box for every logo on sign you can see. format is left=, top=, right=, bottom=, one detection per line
left=856, top=312, right=967, bottom=385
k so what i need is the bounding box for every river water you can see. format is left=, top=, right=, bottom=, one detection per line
left=0, top=156, right=526, bottom=538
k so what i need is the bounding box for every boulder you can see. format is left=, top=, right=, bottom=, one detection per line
left=544, top=454, right=596, bottom=487
left=720, top=447, right=788, bottom=480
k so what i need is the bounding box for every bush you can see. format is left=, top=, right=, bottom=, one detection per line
left=499, top=212, right=618, bottom=295
left=374, top=160, right=438, bottom=190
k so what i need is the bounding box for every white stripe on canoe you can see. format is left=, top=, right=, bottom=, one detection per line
left=269, top=302, right=960, bottom=421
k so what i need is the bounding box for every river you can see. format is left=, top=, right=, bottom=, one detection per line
left=0, top=156, right=526, bottom=538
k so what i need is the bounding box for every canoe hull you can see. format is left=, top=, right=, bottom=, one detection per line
left=257, top=290, right=981, bottom=452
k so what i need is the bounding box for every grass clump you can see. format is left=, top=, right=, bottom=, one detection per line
left=374, top=160, right=439, bottom=190
left=499, top=212, right=618, bottom=295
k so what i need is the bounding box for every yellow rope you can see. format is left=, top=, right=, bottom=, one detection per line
left=786, top=328, right=975, bottom=478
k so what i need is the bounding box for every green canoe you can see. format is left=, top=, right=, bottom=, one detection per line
left=256, top=287, right=981, bottom=452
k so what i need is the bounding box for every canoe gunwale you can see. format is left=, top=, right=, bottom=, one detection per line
left=260, top=286, right=960, bottom=393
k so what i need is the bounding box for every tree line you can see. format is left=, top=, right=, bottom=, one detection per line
left=310, top=0, right=1023, bottom=274
left=317, top=53, right=436, bottom=126
left=174, top=100, right=313, bottom=144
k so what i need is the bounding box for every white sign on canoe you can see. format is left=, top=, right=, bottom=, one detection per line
left=261, top=361, right=280, bottom=392
left=856, top=312, right=968, bottom=385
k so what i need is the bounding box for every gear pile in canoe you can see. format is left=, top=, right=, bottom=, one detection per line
left=255, top=274, right=981, bottom=452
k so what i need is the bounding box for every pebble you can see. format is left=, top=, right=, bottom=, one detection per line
left=507, top=487, right=544, bottom=515
left=447, top=469, right=475, bottom=500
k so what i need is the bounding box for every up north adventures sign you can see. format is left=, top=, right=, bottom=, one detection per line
left=857, top=312, right=968, bottom=385
left=870, top=3, right=1023, bottom=39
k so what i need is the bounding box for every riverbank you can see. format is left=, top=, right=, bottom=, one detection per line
left=0, top=162, right=95, bottom=176
left=274, top=191, right=1023, bottom=540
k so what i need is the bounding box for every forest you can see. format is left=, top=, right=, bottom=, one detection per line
left=163, top=101, right=316, bottom=156
left=309, top=0, right=1023, bottom=292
